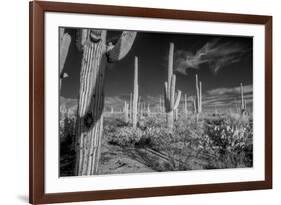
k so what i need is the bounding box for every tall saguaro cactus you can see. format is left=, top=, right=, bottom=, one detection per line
left=132, top=57, right=139, bottom=128
left=123, top=101, right=129, bottom=123
left=75, top=29, right=136, bottom=176
left=129, top=92, right=133, bottom=123
left=163, top=43, right=182, bottom=131
left=193, top=98, right=197, bottom=114
left=195, top=74, right=202, bottom=113
left=240, top=83, right=247, bottom=114
left=159, top=95, right=164, bottom=113
left=184, top=94, right=188, bottom=118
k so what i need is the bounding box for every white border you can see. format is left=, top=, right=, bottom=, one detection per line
left=45, top=12, right=265, bottom=194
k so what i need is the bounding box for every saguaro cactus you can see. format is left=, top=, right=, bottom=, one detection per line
left=129, top=92, right=133, bottom=123
left=159, top=96, right=163, bottom=113
left=140, top=102, right=145, bottom=119
left=75, top=29, right=136, bottom=176
left=147, top=104, right=151, bottom=117
left=132, top=57, right=139, bottom=128
left=240, top=83, right=247, bottom=114
left=193, top=98, right=197, bottom=114
left=123, top=101, right=129, bottom=123
left=195, top=74, right=202, bottom=113
left=163, top=43, right=182, bottom=131
left=184, top=94, right=188, bottom=118
left=175, top=108, right=179, bottom=121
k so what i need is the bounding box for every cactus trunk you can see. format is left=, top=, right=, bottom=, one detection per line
left=132, top=57, right=139, bottom=128
left=195, top=74, right=202, bottom=113
left=175, top=108, right=179, bottom=121
left=75, top=32, right=107, bottom=176
left=240, top=83, right=246, bottom=114
left=184, top=94, right=188, bottom=118
left=129, top=92, right=133, bottom=123
left=167, top=111, right=174, bottom=130
left=193, top=98, right=197, bottom=114
left=199, top=81, right=202, bottom=112
left=124, top=101, right=129, bottom=123
left=75, top=29, right=136, bottom=176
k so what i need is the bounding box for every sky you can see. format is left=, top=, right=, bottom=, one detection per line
left=60, top=28, right=253, bottom=113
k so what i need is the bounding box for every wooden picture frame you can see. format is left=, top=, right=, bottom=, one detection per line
left=29, top=1, right=272, bottom=204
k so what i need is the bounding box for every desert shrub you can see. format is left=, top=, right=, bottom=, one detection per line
left=204, top=116, right=253, bottom=168
left=106, top=126, right=143, bottom=147
left=59, top=116, right=76, bottom=176
left=102, top=113, right=253, bottom=172
left=136, top=119, right=206, bottom=171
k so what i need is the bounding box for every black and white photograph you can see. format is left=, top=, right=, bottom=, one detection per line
left=59, top=27, right=253, bottom=177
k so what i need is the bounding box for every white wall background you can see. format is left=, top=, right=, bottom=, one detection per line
left=0, top=0, right=279, bottom=204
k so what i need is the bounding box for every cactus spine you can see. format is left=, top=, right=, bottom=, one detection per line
left=163, top=43, right=182, bottom=131
left=75, top=29, right=136, bottom=176
left=195, top=74, right=202, bottom=113
left=132, top=57, right=139, bottom=128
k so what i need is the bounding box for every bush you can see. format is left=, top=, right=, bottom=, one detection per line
left=106, top=126, right=143, bottom=146
left=59, top=116, right=76, bottom=176
left=204, top=116, right=253, bottom=168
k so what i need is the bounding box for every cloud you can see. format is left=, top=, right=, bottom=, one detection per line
left=174, top=39, right=248, bottom=75
left=207, top=85, right=252, bottom=95
left=203, top=84, right=253, bottom=109
left=105, top=96, right=125, bottom=106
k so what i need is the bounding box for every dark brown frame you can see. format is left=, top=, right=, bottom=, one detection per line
left=29, top=1, right=272, bottom=204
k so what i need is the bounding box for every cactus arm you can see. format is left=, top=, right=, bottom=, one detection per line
left=164, top=81, right=170, bottom=111
left=170, top=74, right=176, bottom=109
left=107, top=31, right=137, bottom=62
left=195, top=74, right=199, bottom=112
left=199, top=81, right=202, bottom=112
left=59, top=30, right=71, bottom=75
left=76, top=29, right=88, bottom=52
left=173, top=90, right=182, bottom=110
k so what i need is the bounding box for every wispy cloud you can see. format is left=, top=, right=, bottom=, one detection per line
left=204, top=85, right=253, bottom=108
left=207, top=85, right=252, bottom=95
left=174, top=39, right=248, bottom=75
left=105, top=96, right=125, bottom=106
